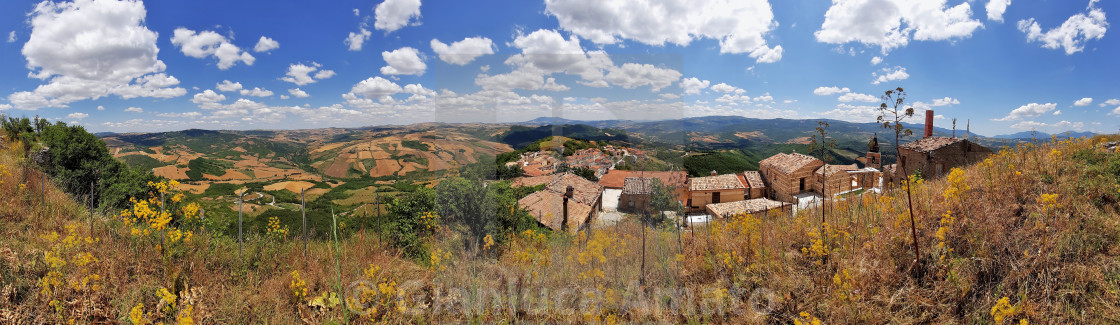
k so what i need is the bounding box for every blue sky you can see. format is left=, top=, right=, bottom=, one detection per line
left=0, top=0, right=1116, bottom=136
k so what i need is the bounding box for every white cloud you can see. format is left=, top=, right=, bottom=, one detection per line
left=347, top=77, right=402, bottom=100
left=66, top=112, right=87, bottom=119
left=870, top=56, right=883, bottom=65
left=680, top=78, right=710, bottom=95
left=872, top=66, right=910, bottom=85
left=216, top=80, right=243, bottom=92
left=986, top=0, right=1011, bottom=22
left=1018, top=4, right=1108, bottom=55
left=1101, top=99, right=1120, bottom=107
left=820, top=103, right=884, bottom=122
left=430, top=37, right=495, bottom=65
left=931, top=97, right=960, bottom=106
left=815, top=0, right=984, bottom=54
left=541, top=78, right=570, bottom=91
left=281, top=63, right=334, bottom=85
left=813, top=86, right=850, bottom=96
left=1074, top=97, right=1093, bottom=106
left=8, top=0, right=185, bottom=109
left=710, top=83, right=743, bottom=94
left=96, top=105, right=104, bottom=111
left=995, top=102, right=1057, bottom=121
left=191, top=89, right=227, bottom=109
left=288, top=88, right=309, bottom=98
left=170, top=28, right=255, bottom=69
left=239, top=87, right=273, bottom=97
left=253, top=36, right=279, bottom=52
left=485, top=29, right=616, bottom=89
left=545, top=0, right=782, bottom=63
left=838, top=92, right=879, bottom=103
left=1053, top=110, right=1061, bottom=115
left=156, top=111, right=202, bottom=118
left=124, top=106, right=143, bottom=113
left=603, top=63, right=682, bottom=92
left=380, top=47, right=427, bottom=75
left=6, top=31, right=14, bottom=43
left=345, top=28, right=372, bottom=51
left=1011, top=120, right=1085, bottom=131
left=755, top=93, right=774, bottom=102
left=475, top=69, right=547, bottom=91
left=374, top=0, right=422, bottom=32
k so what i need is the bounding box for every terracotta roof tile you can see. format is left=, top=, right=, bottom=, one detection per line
left=815, top=164, right=858, bottom=176
left=705, top=198, right=789, bottom=218
left=689, top=174, right=746, bottom=191
left=899, top=136, right=963, bottom=153
left=759, top=152, right=824, bottom=175
left=598, top=170, right=633, bottom=188
left=518, top=191, right=592, bottom=233
left=622, top=177, right=655, bottom=195
left=742, top=171, right=765, bottom=188
left=546, top=172, right=604, bottom=206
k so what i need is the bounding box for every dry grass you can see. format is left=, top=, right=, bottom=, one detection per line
left=1, top=136, right=1119, bottom=323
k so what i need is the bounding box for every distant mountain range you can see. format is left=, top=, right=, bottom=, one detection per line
left=992, top=131, right=1098, bottom=140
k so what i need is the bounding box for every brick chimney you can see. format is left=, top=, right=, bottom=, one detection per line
left=561, top=185, right=573, bottom=232
left=924, top=109, right=934, bottom=138
left=710, top=170, right=718, bottom=176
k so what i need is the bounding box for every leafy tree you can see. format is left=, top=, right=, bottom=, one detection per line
left=386, top=187, right=436, bottom=259
left=647, top=178, right=683, bottom=226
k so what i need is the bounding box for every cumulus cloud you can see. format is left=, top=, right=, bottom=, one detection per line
left=430, top=37, right=495, bottom=65
left=345, top=28, right=371, bottom=51
left=870, top=56, right=883, bottom=65
left=374, top=0, right=422, bottom=32
left=604, top=63, right=682, bottom=92
left=541, top=78, right=570, bottom=91
left=931, top=97, right=960, bottom=106
left=1074, top=97, right=1092, bottom=106
left=124, top=106, right=143, bottom=113
left=216, top=80, right=243, bottom=92
left=288, top=88, right=310, bottom=98
left=254, top=36, right=279, bottom=52
left=838, top=92, right=879, bottom=103
left=66, top=112, right=88, bottom=119
left=813, top=86, right=850, bottom=96
left=545, top=0, right=783, bottom=63
left=380, top=47, right=427, bottom=75
left=1101, top=98, right=1120, bottom=107
left=170, top=28, right=255, bottom=69
left=156, top=111, right=202, bottom=118
left=815, top=0, right=984, bottom=54
left=1018, top=3, right=1108, bottom=55
left=680, top=78, right=710, bottom=95
left=710, top=83, right=744, bottom=94
left=1011, top=120, right=1085, bottom=131
left=986, top=0, right=1011, bottom=22
left=8, top=0, right=186, bottom=109
left=994, top=102, right=1057, bottom=121
left=347, top=76, right=402, bottom=100
left=872, top=66, right=910, bottom=85
left=281, top=62, right=335, bottom=85
left=239, top=87, right=273, bottom=97
left=191, top=89, right=226, bottom=109
left=6, top=31, right=14, bottom=43
left=96, top=105, right=104, bottom=111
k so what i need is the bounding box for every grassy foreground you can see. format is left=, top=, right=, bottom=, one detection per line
left=2, top=135, right=1120, bottom=324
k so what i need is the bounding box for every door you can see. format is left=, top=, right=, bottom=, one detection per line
left=799, top=177, right=806, bottom=192
left=712, top=192, right=721, bottom=204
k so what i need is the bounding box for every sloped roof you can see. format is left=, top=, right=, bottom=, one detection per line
left=705, top=198, right=789, bottom=218
left=899, top=136, right=963, bottom=153
left=622, top=177, right=655, bottom=195
left=598, top=170, right=633, bottom=188
left=742, top=171, right=765, bottom=189
left=518, top=191, right=593, bottom=233
left=759, top=152, right=824, bottom=175
left=546, top=172, right=603, bottom=206
left=815, top=164, right=858, bottom=176
left=599, top=170, right=687, bottom=189
left=511, top=175, right=554, bottom=188
left=689, top=174, right=746, bottom=192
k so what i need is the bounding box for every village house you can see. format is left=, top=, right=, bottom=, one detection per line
left=514, top=172, right=604, bottom=233
left=619, top=177, right=654, bottom=213
left=759, top=152, right=825, bottom=202
left=890, top=110, right=993, bottom=183
left=599, top=170, right=689, bottom=203
left=742, top=171, right=767, bottom=199
left=705, top=198, right=790, bottom=219
left=813, top=164, right=859, bottom=197
left=687, top=172, right=747, bottom=212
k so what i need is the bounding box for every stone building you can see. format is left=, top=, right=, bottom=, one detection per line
left=619, top=177, right=654, bottom=213
left=514, top=172, right=604, bottom=233
left=895, top=136, right=992, bottom=181
left=741, top=171, right=767, bottom=199
left=759, top=152, right=825, bottom=202
left=687, top=172, right=746, bottom=212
